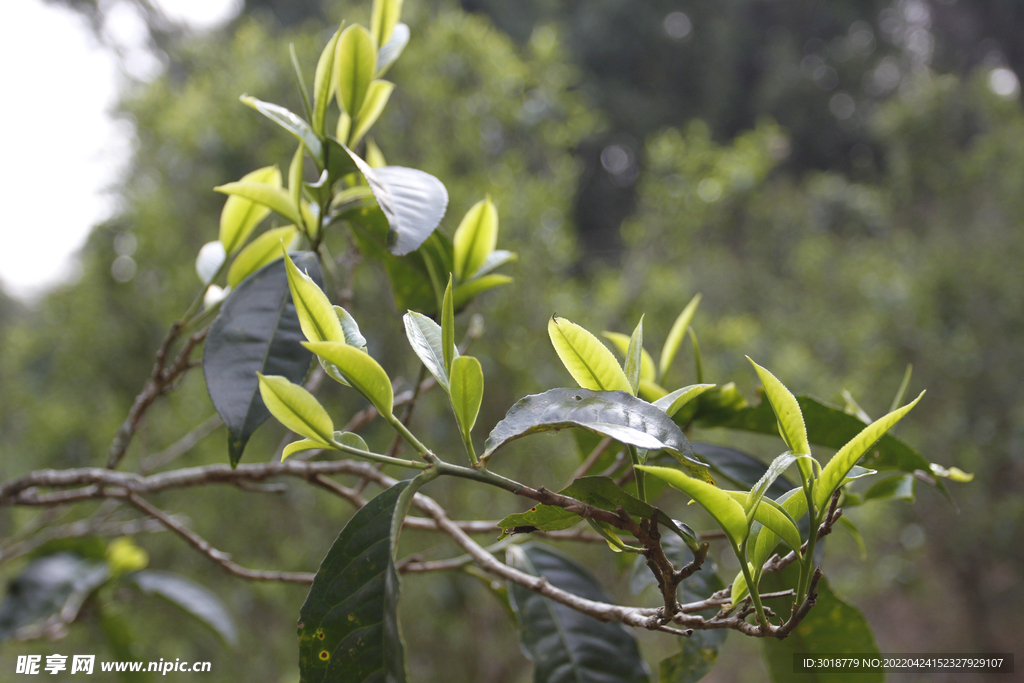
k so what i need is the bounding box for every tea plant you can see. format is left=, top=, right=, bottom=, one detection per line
left=0, top=1, right=971, bottom=680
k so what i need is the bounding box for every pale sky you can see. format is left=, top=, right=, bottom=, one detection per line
left=0, top=0, right=241, bottom=301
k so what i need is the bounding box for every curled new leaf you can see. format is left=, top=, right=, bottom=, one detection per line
left=312, top=26, right=342, bottom=136
left=284, top=251, right=344, bottom=344
left=371, top=0, right=403, bottom=47
left=403, top=311, right=456, bottom=391
left=304, top=341, right=394, bottom=418
left=548, top=317, right=632, bottom=393
left=257, top=374, right=334, bottom=446
left=602, top=331, right=655, bottom=383
left=218, top=165, right=281, bottom=254
left=240, top=96, right=322, bottom=163
left=376, top=23, right=409, bottom=75
left=350, top=80, right=394, bottom=147
left=453, top=197, right=498, bottom=280
left=227, top=226, right=297, bottom=288
left=653, top=384, right=715, bottom=418
left=623, top=316, right=644, bottom=396
left=725, top=491, right=802, bottom=555
left=335, top=24, right=377, bottom=119
left=659, top=294, right=700, bottom=382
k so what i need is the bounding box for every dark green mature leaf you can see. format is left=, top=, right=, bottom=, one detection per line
left=759, top=564, right=882, bottom=683
left=507, top=544, right=649, bottom=683
left=204, top=254, right=320, bottom=466
left=483, top=389, right=706, bottom=475
left=344, top=146, right=448, bottom=256
left=298, top=482, right=411, bottom=683
left=695, top=391, right=940, bottom=483
left=0, top=553, right=108, bottom=641
left=129, top=570, right=237, bottom=646
left=864, top=474, right=916, bottom=503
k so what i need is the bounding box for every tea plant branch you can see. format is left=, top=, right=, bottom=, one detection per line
left=107, top=326, right=210, bottom=470
left=123, top=492, right=316, bottom=584
left=139, top=413, right=223, bottom=473
left=568, top=436, right=614, bottom=483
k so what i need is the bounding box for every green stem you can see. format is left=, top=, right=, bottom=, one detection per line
left=737, top=540, right=770, bottom=632
left=330, top=438, right=429, bottom=469
left=386, top=414, right=433, bottom=460
left=627, top=445, right=646, bottom=502
left=796, top=484, right=818, bottom=601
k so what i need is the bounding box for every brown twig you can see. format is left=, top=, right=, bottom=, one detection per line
left=568, top=437, right=614, bottom=483
left=139, top=414, right=222, bottom=473
left=107, top=326, right=209, bottom=469
left=123, top=492, right=314, bottom=584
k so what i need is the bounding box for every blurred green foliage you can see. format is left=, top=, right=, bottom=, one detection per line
left=3, top=0, right=1023, bottom=680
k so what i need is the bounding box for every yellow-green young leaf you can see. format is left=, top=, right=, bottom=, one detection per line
left=601, top=331, right=655, bottom=382
left=370, top=0, right=403, bottom=47
left=652, top=384, right=716, bottom=418
left=659, top=293, right=701, bottom=382
left=227, top=226, right=297, bottom=288
left=312, top=25, right=342, bottom=136
left=636, top=465, right=748, bottom=547
left=450, top=355, right=484, bottom=441
left=815, top=392, right=925, bottom=511
left=215, top=180, right=303, bottom=228
left=725, top=491, right=802, bottom=554
left=442, top=275, right=455, bottom=374
left=288, top=145, right=304, bottom=213
left=622, top=316, right=644, bottom=395
left=748, top=358, right=815, bottom=484
left=336, top=111, right=351, bottom=144
left=333, top=306, right=367, bottom=350
left=637, top=379, right=668, bottom=402
left=304, top=342, right=394, bottom=418
left=732, top=488, right=808, bottom=603
left=257, top=374, right=334, bottom=445
left=365, top=139, right=386, bottom=167
left=334, top=430, right=369, bottom=452
left=335, top=24, right=377, bottom=118
left=283, top=251, right=344, bottom=344
left=548, top=317, right=632, bottom=393
left=453, top=197, right=498, bottom=280
left=350, top=80, right=394, bottom=147
left=731, top=563, right=754, bottom=608
left=282, top=438, right=324, bottom=461
left=218, top=166, right=281, bottom=253
left=453, top=274, right=512, bottom=310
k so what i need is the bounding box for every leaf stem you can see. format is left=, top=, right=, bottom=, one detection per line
left=385, top=413, right=434, bottom=460
left=627, top=444, right=646, bottom=502
left=737, top=540, right=770, bottom=633
left=796, top=484, right=818, bottom=601
left=330, top=437, right=429, bottom=469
